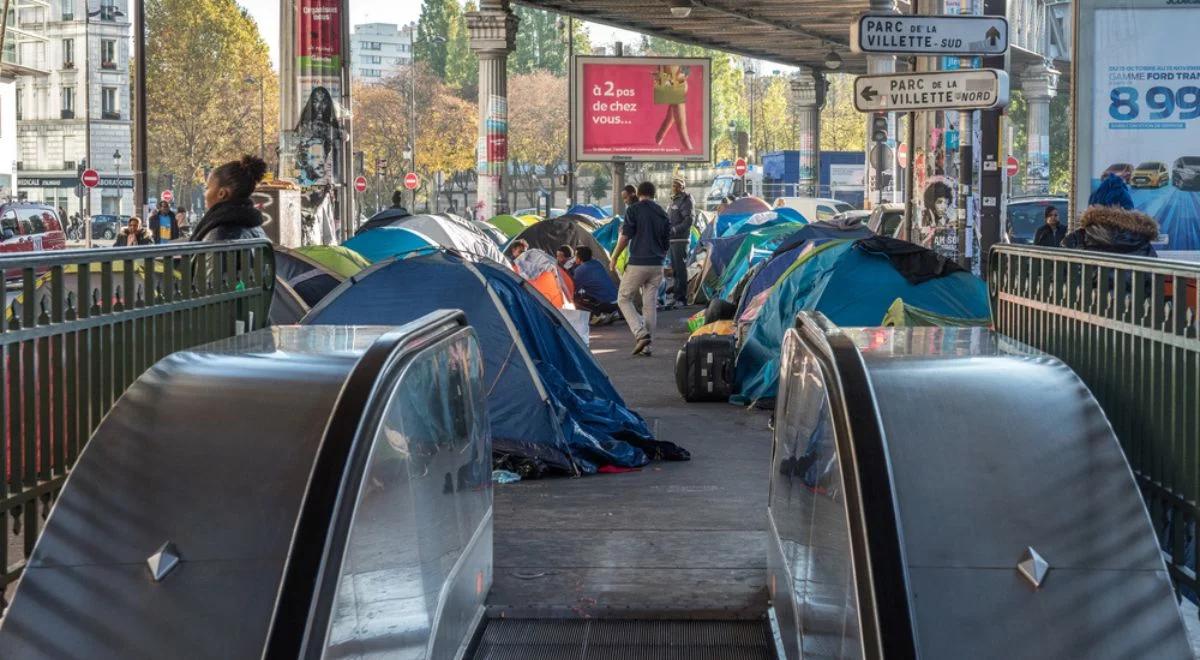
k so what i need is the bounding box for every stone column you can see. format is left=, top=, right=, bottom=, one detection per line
left=1021, top=63, right=1058, bottom=195
left=866, top=0, right=898, bottom=207
left=791, top=67, right=825, bottom=197
left=467, top=0, right=518, bottom=219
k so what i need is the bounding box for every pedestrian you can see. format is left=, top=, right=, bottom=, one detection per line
left=507, top=238, right=529, bottom=261
left=1033, top=205, right=1066, bottom=248
left=555, top=244, right=575, bottom=271
left=112, top=216, right=152, bottom=246
left=571, top=245, right=618, bottom=325
left=609, top=181, right=670, bottom=357
left=149, top=200, right=177, bottom=244
left=620, top=184, right=637, bottom=210
left=665, top=176, right=694, bottom=308
left=175, top=209, right=190, bottom=237
left=1061, top=205, right=1158, bottom=257
left=190, top=155, right=269, bottom=242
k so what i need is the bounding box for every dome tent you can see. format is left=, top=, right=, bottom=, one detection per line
left=342, top=226, right=436, bottom=263
left=303, top=250, right=688, bottom=476
left=379, top=213, right=509, bottom=264
left=509, top=215, right=612, bottom=269
left=488, top=213, right=537, bottom=239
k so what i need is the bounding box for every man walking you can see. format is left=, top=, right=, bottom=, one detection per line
left=610, top=181, right=670, bottom=356
left=665, top=176, right=694, bottom=308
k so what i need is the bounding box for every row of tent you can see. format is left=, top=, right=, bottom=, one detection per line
left=269, top=208, right=686, bottom=478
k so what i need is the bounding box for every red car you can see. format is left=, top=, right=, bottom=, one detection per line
left=0, top=202, right=67, bottom=255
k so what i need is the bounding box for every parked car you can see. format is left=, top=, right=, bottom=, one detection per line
left=1131, top=161, right=1169, bottom=188
left=1004, top=196, right=1068, bottom=245
left=867, top=203, right=905, bottom=238
left=88, top=214, right=128, bottom=240
left=772, top=197, right=854, bottom=222
left=0, top=202, right=67, bottom=255
left=1102, top=162, right=1134, bottom=183
left=1172, top=156, right=1200, bottom=191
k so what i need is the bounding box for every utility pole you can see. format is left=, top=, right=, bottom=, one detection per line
left=977, top=0, right=1007, bottom=277
left=134, top=0, right=147, bottom=221
left=611, top=41, right=626, bottom=216
left=564, top=15, right=575, bottom=206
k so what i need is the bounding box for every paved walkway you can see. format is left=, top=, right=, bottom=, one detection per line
left=489, top=308, right=775, bottom=619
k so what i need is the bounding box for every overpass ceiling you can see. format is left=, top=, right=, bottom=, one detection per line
left=516, top=0, right=875, bottom=72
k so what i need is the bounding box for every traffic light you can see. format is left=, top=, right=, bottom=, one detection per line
left=871, top=113, right=888, bottom=143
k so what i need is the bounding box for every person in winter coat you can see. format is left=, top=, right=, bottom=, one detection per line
left=1061, top=205, right=1158, bottom=257
left=112, top=216, right=153, bottom=247
left=665, top=176, right=694, bottom=308
left=1033, top=205, right=1066, bottom=248
left=1087, top=171, right=1134, bottom=210
left=191, top=155, right=269, bottom=242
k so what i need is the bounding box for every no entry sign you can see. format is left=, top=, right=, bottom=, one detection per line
left=734, top=158, right=747, bottom=178
left=1006, top=155, right=1020, bottom=177
left=161, top=189, right=174, bottom=203
left=81, top=169, right=100, bottom=188
left=897, top=143, right=909, bottom=169
left=404, top=172, right=419, bottom=190
left=353, top=176, right=367, bottom=193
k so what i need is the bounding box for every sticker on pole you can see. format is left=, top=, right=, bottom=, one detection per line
left=851, top=14, right=1008, bottom=55
left=854, top=69, right=1009, bottom=113
left=734, top=158, right=747, bottom=178
left=81, top=169, right=100, bottom=188
left=161, top=189, right=174, bottom=203
left=1006, top=155, right=1020, bottom=177
left=404, top=172, right=419, bottom=190
left=353, top=176, right=368, bottom=193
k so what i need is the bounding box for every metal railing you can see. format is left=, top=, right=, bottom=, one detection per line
left=0, top=240, right=274, bottom=603
left=990, top=244, right=1200, bottom=594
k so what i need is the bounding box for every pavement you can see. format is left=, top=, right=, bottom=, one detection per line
left=488, top=306, right=775, bottom=620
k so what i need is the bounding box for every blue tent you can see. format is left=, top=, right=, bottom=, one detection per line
left=715, top=206, right=806, bottom=238
left=593, top=216, right=622, bottom=254
left=342, top=226, right=436, bottom=263
left=734, top=240, right=990, bottom=405
left=566, top=203, right=607, bottom=221
left=303, top=251, right=686, bottom=476
left=701, top=197, right=773, bottom=241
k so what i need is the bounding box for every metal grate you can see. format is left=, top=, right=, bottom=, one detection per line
left=472, top=619, right=775, bottom=660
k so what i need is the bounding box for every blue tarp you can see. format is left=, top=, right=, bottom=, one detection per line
left=566, top=204, right=608, bottom=220
left=593, top=216, right=622, bottom=254
left=342, top=226, right=435, bottom=263
left=303, top=251, right=682, bottom=476
left=734, top=240, right=990, bottom=405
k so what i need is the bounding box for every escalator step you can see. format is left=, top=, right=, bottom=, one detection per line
left=471, top=619, right=775, bottom=660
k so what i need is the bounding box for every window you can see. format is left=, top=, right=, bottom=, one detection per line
left=101, top=86, right=118, bottom=119
left=61, top=86, right=74, bottom=119
left=60, top=0, right=74, bottom=20
left=14, top=90, right=20, bottom=121
left=361, top=69, right=381, bottom=78
left=100, top=39, right=116, bottom=68
left=365, top=55, right=381, bottom=64
left=62, top=38, right=74, bottom=68
left=362, top=41, right=381, bottom=50
left=98, top=1, right=118, bottom=21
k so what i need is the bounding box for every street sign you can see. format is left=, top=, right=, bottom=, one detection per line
left=734, top=158, right=747, bottom=178
left=1006, top=155, right=1020, bottom=177
left=81, top=168, right=100, bottom=188
left=161, top=189, right=174, bottom=203
left=897, top=142, right=909, bottom=169
left=851, top=14, right=1008, bottom=55
left=404, top=172, right=419, bottom=190
left=854, top=70, right=1009, bottom=113
left=353, top=176, right=368, bottom=193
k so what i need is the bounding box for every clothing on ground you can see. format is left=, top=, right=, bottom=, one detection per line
left=622, top=199, right=671, bottom=266
left=619, top=265, right=663, bottom=340
left=573, top=259, right=618, bottom=304
left=1034, top=223, right=1067, bottom=248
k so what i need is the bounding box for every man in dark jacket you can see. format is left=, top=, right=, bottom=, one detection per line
left=665, top=176, right=694, bottom=308
left=1061, top=205, right=1158, bottom=257
left=571, top=246, right=618, bottom=324
left=112, top=216, right=153, bottom=247
left=610, top=181, right=670, bottom=356
left=149, top=201, right=177, bottom=244
left=1033, top=205, right=1066, bottom=247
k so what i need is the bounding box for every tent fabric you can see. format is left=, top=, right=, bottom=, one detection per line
left=302, top=251, right=683, bottom=476
left=712, top=224, right=803, bottom=301
left=770, top=217, right=876, bottom=259
left=716, top=207, right=806, bottom=238
left=593, top=217, right=622, bottom=253
left=293, top=245, right=370, bottom=278
left=342, top=226, right=436, bottom=263
left=386, top=213, right=510, bottom=264
left=274, top=246, right=347, bottom=308
left=355, top=207, right=411, bottom=235
left=734, top=240, right=990, bottom=405
left=489, top=214, right=536, bottom=239
left=702, top=197, right=773, bottom=240
left=271, top=279, right=309, bottom=325
left=511, top=216, right=612, bottom=269
left=566, top=204, right=607, bottom=220
left=883, top=298, right=991, bottom=327
left=470, top=218, right=510, bottom=247
left=552, top=212, right=601, bottom=230
left=515, top=249, right=574, bottom=308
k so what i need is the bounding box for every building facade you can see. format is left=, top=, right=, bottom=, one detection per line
left=349, top=22, right=413, bottom=83
left=12, top=0, right=133, bottom=218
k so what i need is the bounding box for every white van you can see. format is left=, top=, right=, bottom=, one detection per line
left=772, top=197, right=855, bottom=222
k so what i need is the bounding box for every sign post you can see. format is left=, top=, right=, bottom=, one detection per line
left=353, top=176, right=367, bottom=193
left=852, top=14, right=1008, bottom=55
left=160, top=189, right=174, bottom=204
left=734, top=158, right=747, bottom=178
left=853, top=70, right=1009, bottom=113
left=81, top=168, right=99, bottom=248
left=404, top=172, right=419, bottom=191
left=1006, top=156, right=1019, bottom=178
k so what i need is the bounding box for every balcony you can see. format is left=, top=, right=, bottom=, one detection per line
left=60, top=109, right=74, bottom=119
left=101, top=111, right=120, bottom=120
left=100, top=60, right=117, bottom=70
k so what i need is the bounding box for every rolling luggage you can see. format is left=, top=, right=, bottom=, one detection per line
left=675, top=323, right=736, bottom=402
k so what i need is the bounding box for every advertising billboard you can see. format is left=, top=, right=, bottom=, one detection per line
left=290, top=0, right=344, bottom=188
left=1075, top=1, right=1200, bottom=250
left=573, top=56, right=711, bottom=163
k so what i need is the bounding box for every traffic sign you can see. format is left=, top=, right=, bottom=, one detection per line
left=734, top=158, right=747, bottom=178
left=353, top=176, right=368, bottom=193
left=161, top=189, right=173, bottom=203
left=851, top=14, right=1009, bottom=56
left=404, top=172, right=419, bottom=190
left=854, top=70, right=1009, bottom=113
left=1006, top=155, right=1020, bottom=177
left=81, top=168, right=100, bottom=188
left=897, top=143, right=909, bottom=169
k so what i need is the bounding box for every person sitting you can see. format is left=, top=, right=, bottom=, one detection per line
left=113, top=216, right=153, bottom=247
left=1033, top=205, right=1066, bottom=247
left=571, top=246, right=619, bottom=325
left=514, top=247, right=573, bottom=308
left=555, top=244, right=576, bottom=272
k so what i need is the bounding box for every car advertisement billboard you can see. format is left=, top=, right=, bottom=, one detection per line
left=573, top=56, right=711, bottom=163
left=1076, top=2, right=1200, bottom=250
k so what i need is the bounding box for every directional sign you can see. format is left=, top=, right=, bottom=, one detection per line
left=854, top=70, right=1009, bottom=113
left=353, top=176, right=368, bottom=193
left=404, top=172, right=419, bottom=190
left=852, top=14, right=1008, bottom=56
left=734, top=158, right=747, bottom=178
left=81, top=168, right=100, bottom=188
left=161, top=189, right=174, bottom=203
left=1006, top=155, right=1020, bottom=177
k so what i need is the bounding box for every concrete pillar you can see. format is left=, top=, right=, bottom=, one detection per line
left=467, top=0, right=518, bottom=219
left=791, top=67, right=825, bottom=197
left=866, top=0, right=898, bottom=207
left=1020, top=63, right=1058, bottom=195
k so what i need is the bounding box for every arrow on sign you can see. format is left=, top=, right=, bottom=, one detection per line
left=986, top=26, right=1000, bottom=47
left=860, top=86, right=879, bottom=102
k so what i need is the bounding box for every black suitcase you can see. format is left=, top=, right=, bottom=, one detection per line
left=675, top=334, right=736, bottom=402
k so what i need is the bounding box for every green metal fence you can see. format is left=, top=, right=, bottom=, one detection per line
left=0, top=240, right=274, bottom=605
left=990, top=244, right=1200, bottom=594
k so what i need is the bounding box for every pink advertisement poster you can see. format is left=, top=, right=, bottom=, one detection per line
left=575, top=57, right=711, bottom=162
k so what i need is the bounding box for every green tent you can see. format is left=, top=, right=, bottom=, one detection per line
left=882, top=298, right=991, bottom=327
left=488, top=214, right=536, bottom=238
left=293, top=245, right=370, bottom=279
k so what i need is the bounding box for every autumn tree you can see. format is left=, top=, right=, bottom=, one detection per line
left=820, top=74, right=865, bottom=153
left=145, top=0, right=278, bottom=210
left=508, top=72, right=567, bottom=207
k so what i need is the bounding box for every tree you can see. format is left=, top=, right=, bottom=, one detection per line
left=444, top=1, right=477, bottom=96
left=508, top=72, right=567, bottom=207
left=820, top=74, right=865, bottom=153
left=510, top=5, right=590, bottom=76
left=415, top=0, right=460, bottom=79
left=755, top=75, right=791, bottom=156
left=145, top=0, right=278, bottom=209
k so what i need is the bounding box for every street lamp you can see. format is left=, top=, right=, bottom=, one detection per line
left=243, top=75, right=266, bottom=159
left=113, top=149, right=122, bottom=213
